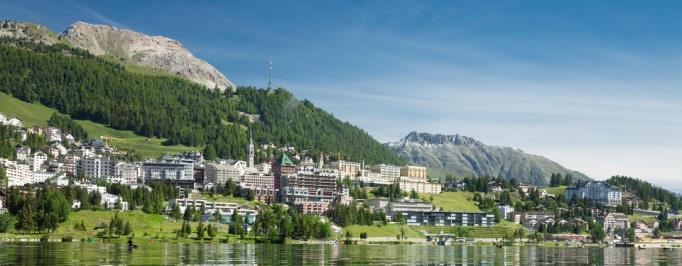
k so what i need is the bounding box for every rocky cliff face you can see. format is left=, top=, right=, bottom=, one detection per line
left=0, top=20, right=60, bottom=45
left=388, top=132, right=590, bottom=185
left=60, top=21, right=234, bottom=91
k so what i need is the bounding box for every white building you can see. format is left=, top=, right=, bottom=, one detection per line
left=167, top=198, right=258, bottom=223
left=101, top=193, right=129, bottom=211
left=63, top=134, right=75, bottom=143
left=358, top=171, right=394, bottom=185
left=14, top=146, right=31, bottom=162
left=398, top=177, right=441, bottom=194
left=601, top=212, right=629, bottom=232
left=63, top=153, right=81, bottom=176
left=142, top=159, right=194, bottom=181
left=370, top=164, right=400, bottom=182
left=32, top=171, right=58, bottom=183
left=28, top=151, right=48, bottom=171
left=497, top=205, right=515, bottom=220
left=115, top=162, right=140, bottom=185
left=5, top=118, right=22, bottom=127
left=3, top=161, right=32, bottom=187
left=204, top=160, right=246, bottom=185
left=0, top=113, right=5, bottom=124
left=399, top=165, right=427, bottom=182
left=81, top=155, right=117, bottom=179
left=48, top=143, right=68, bottom=158
left=566, top=181, right=622, bottom=207
left=79, top=183, right=107, bottom=195
left=256, top=162, right=272, bottom=174
left=329, top=160, right=362, bottom=179
left=46, top=127, right=62, bottom=142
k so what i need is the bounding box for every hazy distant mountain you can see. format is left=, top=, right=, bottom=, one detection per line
left=1, top=20, right=234, bottom=91
left=388, top=132, right=591, bottom=185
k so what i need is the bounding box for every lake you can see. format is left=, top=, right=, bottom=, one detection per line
left=0, top=242, right=680, bottom=265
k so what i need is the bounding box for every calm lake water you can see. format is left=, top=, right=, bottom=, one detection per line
left=0, top=242, right=680, bottom=265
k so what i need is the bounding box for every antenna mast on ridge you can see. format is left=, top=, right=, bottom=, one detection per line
left=267, top=57, right=273, bottom=90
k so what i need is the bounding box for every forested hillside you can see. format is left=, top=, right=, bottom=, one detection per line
left=607, top=176, right=681, bottom=210
left=0, top=38, right=403, bottom=164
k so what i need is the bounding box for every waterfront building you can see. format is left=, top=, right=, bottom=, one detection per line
left=600, top=212, right=629, bottom=232
left=390, top=210, right=495, bottom=227
left=167, top=198, right=258, bottom=223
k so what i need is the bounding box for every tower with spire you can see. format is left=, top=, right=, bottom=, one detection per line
left=248, top=126, right=255, bottom=168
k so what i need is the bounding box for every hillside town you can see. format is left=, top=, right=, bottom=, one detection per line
left=1, top=115, right=682, bottom=246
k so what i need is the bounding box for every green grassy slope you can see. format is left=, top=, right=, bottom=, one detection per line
left=545, top=186, right=567, bottom=195
left=0, top=92, right=196, bottom=157
left=0, top=91, right=55, bottom=127
left=425, top=192, right=481, bottom=212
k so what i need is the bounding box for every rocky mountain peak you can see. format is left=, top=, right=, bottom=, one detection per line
left=0, top=20, right=60, bottom=45
left=400, top=131, right=481, bottom=146
left=60, top=21, right=235, bottom=91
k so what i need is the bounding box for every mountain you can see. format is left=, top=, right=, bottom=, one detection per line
left=388, top=132, right=590, bottom=185
left=0, top=20, right=234, bottom=91
left=0, top=29, right=403, bottom=165
left=0, top=20, right=60, bottom=45
left=61, top=21, right=234, bottom=91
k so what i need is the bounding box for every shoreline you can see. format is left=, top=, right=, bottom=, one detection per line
left=2, top=236, right=681, bottom=249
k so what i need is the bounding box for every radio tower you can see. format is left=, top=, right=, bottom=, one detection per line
left=267, top=57, right=273, bottom=90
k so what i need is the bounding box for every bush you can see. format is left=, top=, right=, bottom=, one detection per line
left=61, top=236, right=73, bottom=242
left=0, top=213, right=15, bottom=233
left=39, top=235, right=49, bottom=242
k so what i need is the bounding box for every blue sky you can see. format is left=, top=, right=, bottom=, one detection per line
left=3, top=0, right=682, bottom=187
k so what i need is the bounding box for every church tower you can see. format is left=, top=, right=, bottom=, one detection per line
left=248, top=126, right=255, bottom=168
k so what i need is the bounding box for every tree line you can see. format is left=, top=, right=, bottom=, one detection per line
left=251, top=204, right=332, bottom=242
left=607, top=176, right=681, bottom=210
left=5, top=184, right=70, bottom=234
left=0, top=39, right=403, bottom=165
